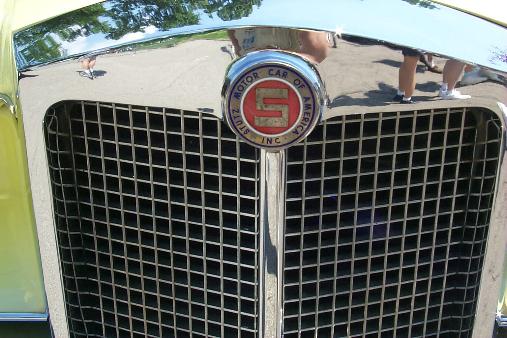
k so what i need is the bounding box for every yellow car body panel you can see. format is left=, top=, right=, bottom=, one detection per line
left=0, top=0, right=46, bottom=314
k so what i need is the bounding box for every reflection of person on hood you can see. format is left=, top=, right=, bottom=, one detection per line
left=79, top=55, right=97, bottom=79
left=228, top=28, right=330, bottom=64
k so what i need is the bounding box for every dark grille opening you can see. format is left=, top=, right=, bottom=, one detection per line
left=45, top=102, right=501, bottom=338
left=44, top=101, right=260, bottom=338
left=284, top=108, right=501, bottom=338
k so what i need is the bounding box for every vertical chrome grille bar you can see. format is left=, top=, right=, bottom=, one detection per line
left=111, top=103, right=134, bottom=337
left=80, top=101, right=107, bottom=337
left=162, top=107, right=178, bottom=337
left=377, top=111, right=397, bottom=338
left=471, top=116, right=504, bottom=338
left=217, top=120, right=225, bottom=338
left=313, top=119, right=327, bottom=338
left=254, top=147, right=260, bottom=336
left=363, top=112, right=381, bottom=337
left=393, top=111, right=424, bottom=336
left=458, top=115, right=500, bottom=335
left=420, top=109, right=450, bottom=336
left=347, top=114, right=364, bottom=336
left=179, top=110, right=193, bottom=334
left=297, top=139, right=307, bottom=338
left=197, top=112, right=209, bottom=337
left=330, top=116, right=346, bottom=338
left=432, top=108, right=466, bottom=335
left=407, top=110, right=425, bottom=337
left=456, top=113, right=485, bottom=335
left=145, top=107, right=164, bottom=338
left=96, top=102, right=121, bottom=337
left=259, top=149, right=286, bottom=338
left=49, top=105, right=88, bottom=336
left=128, top=105, right=149, bottom=337
left=468, top=119, right=501, bottom=324
left=235, top=134, right=242, bottom=335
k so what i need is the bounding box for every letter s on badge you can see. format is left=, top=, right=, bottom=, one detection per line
left=223, top=51, right=325, bottom=150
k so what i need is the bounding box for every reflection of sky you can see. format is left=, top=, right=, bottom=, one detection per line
left=59, top=9, right=215, bottom=55
left=233, top=0, right=507, bottom=71
left=58, top=25, right=159, bottom=55
left=24, top=0, right=507, bottom=71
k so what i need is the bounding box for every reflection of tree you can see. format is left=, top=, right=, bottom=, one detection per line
left=491, top=48, right=507, bottom=64
left=15, top=0, right=262, bottom=66
left=17, top=35, right=63, bottom=65
left=105, top=1, right=200, bottom=39
left=401, top=0, right=437, bottom=9
left=15, top=5, right=109, bottom=48
left=200, top=0, right=262, bottom=21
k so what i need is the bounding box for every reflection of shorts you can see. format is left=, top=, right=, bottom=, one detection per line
left=233, top=28, right=300, bottom=55
left=78, top=54, right=97, bottom=62
left=402, top=48, right=422, bottom=57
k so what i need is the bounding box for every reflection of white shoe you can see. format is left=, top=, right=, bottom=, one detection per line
left=439, top=89, right=471, bottom=100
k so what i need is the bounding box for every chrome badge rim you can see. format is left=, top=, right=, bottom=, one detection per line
left=223, top=51, right=325, bottom=150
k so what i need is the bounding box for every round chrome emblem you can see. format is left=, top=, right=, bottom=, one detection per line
left=223, top=51, right=325, bottom=150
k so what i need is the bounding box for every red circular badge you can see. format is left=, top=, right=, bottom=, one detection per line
left=224, top=56, right=323, bottom=150
left=241, top=79, right=301, bottom=136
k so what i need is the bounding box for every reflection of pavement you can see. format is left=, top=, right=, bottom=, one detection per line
left=21, top=39, right=507, bottom=123
left=320, top=39, right=507, bottom=115
left=20, top=40, right=232, bottom=119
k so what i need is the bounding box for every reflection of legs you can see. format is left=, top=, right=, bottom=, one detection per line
left=443, top=60, right=465, bottom=91
left=89, top=59, right=96, bottom=77
left=80, top=59, right=90, bottom=70
left=80, top=59, right=93, bottom=79
left=440, top=60, right=470, bottom=99
left=396, top=55, right=418, bottom=103
left=421, top=54, right=442, bottom=73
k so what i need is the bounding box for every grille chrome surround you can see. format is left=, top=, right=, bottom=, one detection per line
left=43, top=103, right=502, bottom=337
left=44, top=102, right=260, bottom=337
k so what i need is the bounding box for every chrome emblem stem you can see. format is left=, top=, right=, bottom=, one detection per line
left=223, top=50, right=326, bottom=337
left=259, top=149, right=286, bottom=338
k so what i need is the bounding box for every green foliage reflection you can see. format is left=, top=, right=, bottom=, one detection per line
left=15, top=0, right=262, bottom=66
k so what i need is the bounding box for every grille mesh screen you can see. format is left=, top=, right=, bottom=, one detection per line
left=283, top=108, right=501, bottom=338
left=44, top=102, right=501, bottom=338
left=44, top=102, right=260, bottom=338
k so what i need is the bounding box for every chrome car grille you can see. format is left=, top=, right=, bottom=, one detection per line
left=44, top=102, right=501, bottom=338
left=283, top=109, right=501, bottom=338
left=44, top=102, right=260, bottom=337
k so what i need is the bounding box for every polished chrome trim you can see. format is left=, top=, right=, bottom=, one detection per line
left=259, top=149, right=286, bottom=338
left=0, top=312, right=48, bottom=322
left=0, top=93, right=15, bottom=116
left=472, top=102, right=507, bottom=338
left=13, top=0, right=507, bottom=73
left=497, top=314, right=507, bottom=327
left=222, top=50, right=326, bottom=150
left=33, top=115, right=71, bottom=338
